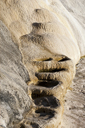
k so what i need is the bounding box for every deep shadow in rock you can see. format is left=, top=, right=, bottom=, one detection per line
left=34, top=96, right=60, bottom=108
left=36, top=80, right=60, bottom=88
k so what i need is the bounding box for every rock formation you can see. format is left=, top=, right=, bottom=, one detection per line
left=61, top=58, right=85, bottom=128
left=0, top=0, right=85, bottom=128
left=0, top=20, right=32, bottom=128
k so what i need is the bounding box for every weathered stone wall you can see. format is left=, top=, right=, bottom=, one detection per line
left=0, top=20, right=32, bottom=128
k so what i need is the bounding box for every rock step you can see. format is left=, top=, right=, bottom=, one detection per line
left=35, top=80, right=61, bottom=88
left=14, top=55, right=75, bottom=128
left=14, top=106, right=61, bottom=128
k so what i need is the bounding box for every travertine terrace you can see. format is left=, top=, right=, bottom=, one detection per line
left=0, top=0, right=85, bottom=128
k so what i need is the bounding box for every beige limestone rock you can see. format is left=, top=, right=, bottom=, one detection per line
left=0, top=0, right=84, bottom=64
left=0, top=0, right=85, bottom=128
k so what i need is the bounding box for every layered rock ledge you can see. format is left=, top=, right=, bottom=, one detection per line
left=0, top=0, right=85, bottom=128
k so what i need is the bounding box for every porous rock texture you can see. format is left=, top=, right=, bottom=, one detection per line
left=0, top=0, right=85, bottom=128
left=61, top=58, right=85, bottom=128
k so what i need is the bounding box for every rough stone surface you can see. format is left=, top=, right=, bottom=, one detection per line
left=0, top=0, right=85, bottom=128
left=14, top=55, right=75, bottom=128
left=0, top=20, right=32, bottom=128
left=61, top=58, right=85, bottom=128
left=1, top=0, right=85, bottom=64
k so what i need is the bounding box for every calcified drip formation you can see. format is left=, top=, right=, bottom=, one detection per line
left=14, top=55, right=75, bottom=128
left=0, top=0, right=85, bottom=128
left=14, top=9, right=75, bottom=127
left=14, top=8, right=75, bottom=127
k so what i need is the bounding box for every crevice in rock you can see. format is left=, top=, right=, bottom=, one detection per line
left=36, top=80, right=59, bottom=88
left=58, top=57, right=70, bottom=62
left=30, top=122, right=39, bottom=128
left=39, top=68, right=66, bottom=72
left=20, top=124, right=25, bottom=128
left=31, top=90, right=52, bottom=99
left=35, top=108, right=55, bottom=119
left=34, top=96, right=60, bottom=108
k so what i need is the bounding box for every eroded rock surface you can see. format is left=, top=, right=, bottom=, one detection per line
left=0, top=20, right=32, bottom=128
left=14, top=55, right=75, bottom=128
left=61, top=58, right=85, bottom=128
left=0, top=0, right=85, bottom=128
